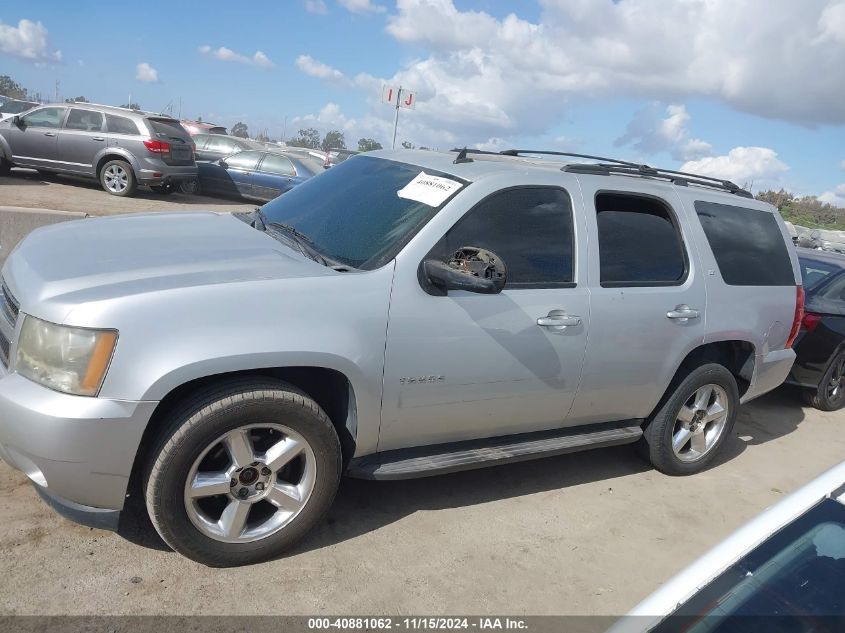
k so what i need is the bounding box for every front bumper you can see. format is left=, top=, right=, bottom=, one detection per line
left=741, top=348, right=796, bottom=403
left=0, top=366, right=157, bottom=517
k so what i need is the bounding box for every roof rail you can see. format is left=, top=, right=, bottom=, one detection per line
left=448, top=148, right=753, bottom=199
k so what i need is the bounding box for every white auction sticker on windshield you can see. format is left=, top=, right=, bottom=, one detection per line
left=397, top=171, right=463, bottom=207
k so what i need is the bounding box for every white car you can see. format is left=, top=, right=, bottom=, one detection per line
left=609, top=461, right=845, bottom=632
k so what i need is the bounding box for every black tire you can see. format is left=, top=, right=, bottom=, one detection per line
left=143, top=378, right=342, bottom=567
left=99, top=159, right=137, bottom=197
left=641, top=363, right=739, bottom=475
left=150, top=183, right=175, bottom=195
left=802, top=350, right=845, bottom=411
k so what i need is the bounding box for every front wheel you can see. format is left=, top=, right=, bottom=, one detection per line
left=803, top=350, right=845, bottom=411
left=143, top=379, right=342, bottom=567
left=641, top=363, right=739, bottom=475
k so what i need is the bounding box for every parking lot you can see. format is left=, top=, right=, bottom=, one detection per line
left=0, top=386, right=842, bottom=616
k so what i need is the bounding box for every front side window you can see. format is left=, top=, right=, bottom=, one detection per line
left=259, top=153, right=296, bottom=176
left=224, top=151, right=262, bottom=171
left=433, top=187, right=574, bottom=287
left=21, top=107, right=66, bottom=129
left=597, top=193, right=687, bottom=286
left=65, top=109, right=104, bottom=132
left=105, top=114, right=140, bottom=135
left=261, top=156, right=466, bottom=269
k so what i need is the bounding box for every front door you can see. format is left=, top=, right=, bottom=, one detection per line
left=8, top=107, right=66, bottom=169
left=567, top=181, right=707, bottom=424
left=56, top=108, right=106, bottom=174
left=379, top=186, right=590, bottom=451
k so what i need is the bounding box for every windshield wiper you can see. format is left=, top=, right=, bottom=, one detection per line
left=265, top=221, right=334, bottom=267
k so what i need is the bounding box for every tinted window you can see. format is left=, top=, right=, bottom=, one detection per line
left=261, top=156, right=466, bottom=269
left=106, top=114, right=140, bottom=135
left=21, top=107, right=66, bottom=129
left=259, top=153, right=296, bottom=176
left=65, top=109, right=104, bottom=132
left=224, top=151, right=261, bottom=171
left=818, top=272, right=845, bottom=303
left=437, top=187, right=574, bottom=286
left=799, top=257, right=841, bottom=290
left=597, top=193, right=686, bottom=286
left=695, top=201, right=794, bottom=286
left=147, top=118, right=189, bottom=140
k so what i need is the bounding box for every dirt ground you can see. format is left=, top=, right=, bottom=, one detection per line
left=0, top=169, right=254, bottom=215
left=0, top=386, right=842, bottom=617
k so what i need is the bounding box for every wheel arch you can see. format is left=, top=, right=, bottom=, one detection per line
left=95, top=149, right=139, bottom=178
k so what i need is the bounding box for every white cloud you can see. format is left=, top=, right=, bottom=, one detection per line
left=135, top=62, right=159, bottom=83
left=338, top=0, right=385, bottom=13
left=616, top=104, right=713, bottom=161
left=681, top=147, right=789, bottom=187
left=199, top=45, right=274, bottom=68
left=817, top=2, right=845, bottom=43
left=304, top=0, right=328, bottom=14
left=0, top=19, right=61, bottom=63
left=819, top=184, right=845, bottom=207
left=296, top=55, right=349, bottom=84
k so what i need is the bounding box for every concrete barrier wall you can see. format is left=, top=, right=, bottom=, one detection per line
left=0, top=206, right=88, bottom=271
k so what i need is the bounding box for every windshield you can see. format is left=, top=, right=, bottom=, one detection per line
left=259, top=155, right=467, bottom=269
left=0, top=100, right=37, bottom=115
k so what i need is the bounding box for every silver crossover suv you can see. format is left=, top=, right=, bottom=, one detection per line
left=0, top=103, right=197, bottom=196
left=0, top=149, right=802, bottom=566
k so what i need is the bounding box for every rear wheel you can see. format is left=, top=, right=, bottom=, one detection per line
left=99, top=159, right=137, bottom=197
left=641, top=363, right=739, bottom=475
left=144, top=378, right=342, bottom=567
left=803, top=350, right=845, bottom=411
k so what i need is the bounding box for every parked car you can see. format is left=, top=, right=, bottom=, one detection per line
left=608, top=460, right=845, bottom=632
left=0, top=103, right=196, bottom=197
left=180, top=119, right=227, bottom=136
left=0, top=149, right=801, bottom=566
left=195, top=149, right=321, bottom=201
left=0, top=98, right=39, bottom=121
left=786, top=248, right=845, bottom=410
left=192, top=133, right=264, bottom=162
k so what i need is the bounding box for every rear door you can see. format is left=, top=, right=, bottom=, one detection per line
left=56, top=108, right=106, bottom=174
left=252, top=153, right=297, bottom=200
left=567, top=179, right=706, bottom=424
left=8, top=106, right=66, bottom=168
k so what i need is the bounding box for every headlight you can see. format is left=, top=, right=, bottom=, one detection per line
left=15, top=316, right=118, bottom=397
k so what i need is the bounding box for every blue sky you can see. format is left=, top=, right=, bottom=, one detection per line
left=2, top=0, right=845, bottom=201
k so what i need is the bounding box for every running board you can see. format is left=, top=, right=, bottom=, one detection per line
left=347, top=421, right=643, bottom=480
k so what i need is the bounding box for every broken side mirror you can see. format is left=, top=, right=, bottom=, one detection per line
left=12, top=115, right=23, bottom=129
left=421, top=247, right=507, bottom=296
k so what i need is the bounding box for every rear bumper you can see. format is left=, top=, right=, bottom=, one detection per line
left=135, top=159, right=197, bottom=186
left=741, top=348, right=796, bottom=403
left=0, top=367, right=157, bottom=513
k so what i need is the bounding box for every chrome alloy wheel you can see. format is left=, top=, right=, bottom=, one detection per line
left=671, top=384, right=729, bottom=463
left=826, top=355, right=845, bottom=402
left=103, top=164, right=129, bottom=193
left=183, top=424, right=317, bottom=543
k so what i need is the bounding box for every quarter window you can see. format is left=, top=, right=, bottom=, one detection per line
left=436, top=187, right=575, bottom=287
left=596, top=193, right=687, bottom=286
left=65, top=109, right=104, bottom=132
left=105, top=114, right=140, bottom=135
left=21, top=107, right=66, bottom=129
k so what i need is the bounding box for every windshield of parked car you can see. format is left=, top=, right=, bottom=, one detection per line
left=259, top=156, right=467, bottom=269
left=650, top=498, right=845, bottom=633
left=0, top=100, right=37, bottom=115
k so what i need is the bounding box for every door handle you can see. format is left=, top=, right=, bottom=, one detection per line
left=92, top=137, right=105, bottom=141
left=44, top=132, right=56, bottom=137
left=667, top=305, right=700, bottom=320
left=537, top=311, right=582, bottom=328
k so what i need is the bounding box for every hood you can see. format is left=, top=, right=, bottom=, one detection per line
left=3, top=211, right=332, bottom=321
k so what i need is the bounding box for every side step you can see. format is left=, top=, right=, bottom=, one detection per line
left=347, top=421, right=643, bottom=480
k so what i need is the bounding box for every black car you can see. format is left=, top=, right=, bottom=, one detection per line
left=192, top=134, right=265, bottom=162
left=787, top=248, right=845, bottom=410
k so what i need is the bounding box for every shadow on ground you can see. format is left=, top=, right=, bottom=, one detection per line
left=117, top=386, right=808, bottom=557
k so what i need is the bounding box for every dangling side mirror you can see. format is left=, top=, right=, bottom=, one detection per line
left=420, top=247, right=507, bottom=296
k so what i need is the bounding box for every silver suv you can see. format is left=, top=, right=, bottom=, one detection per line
left=0, top=149, right=802, bottom=566
left=0, top=103, right=197, bottom=197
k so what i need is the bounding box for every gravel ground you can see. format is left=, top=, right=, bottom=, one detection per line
left=0, top=169, right=254, bottom=215
left=0, top=386, right=842, bottom=617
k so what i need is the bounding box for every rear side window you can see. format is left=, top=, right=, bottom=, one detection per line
left=106, top=114, right=140, bottom=135
left=596, top=193, right=687, bottom=286
left=259, top=153, right=296, bottom=176
left=695, top=201, right=794, bottom=286
left=438, top=187, right=574, bottom=287
left=65, top=109, right=104, bottom=132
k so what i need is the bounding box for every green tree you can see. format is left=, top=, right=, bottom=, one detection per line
left=401, top=141, right=415, bottom=149
left=357, top=138, right=383, bottom=152
left=0, top=75, right=27, bottom=100
left=756, top=189, right=845, bottom=231
left=119, top=102, right=141, bottom=110
left=288, top=127, right=321, bottom=149
left=64, top=96, right=89, bottom=103
left=231, top=122, right=249, bottom=138
left=321, top=130, right=346, bottom=151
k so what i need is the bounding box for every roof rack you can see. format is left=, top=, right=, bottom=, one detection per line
left=448, top=148, right=753, bottom=199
